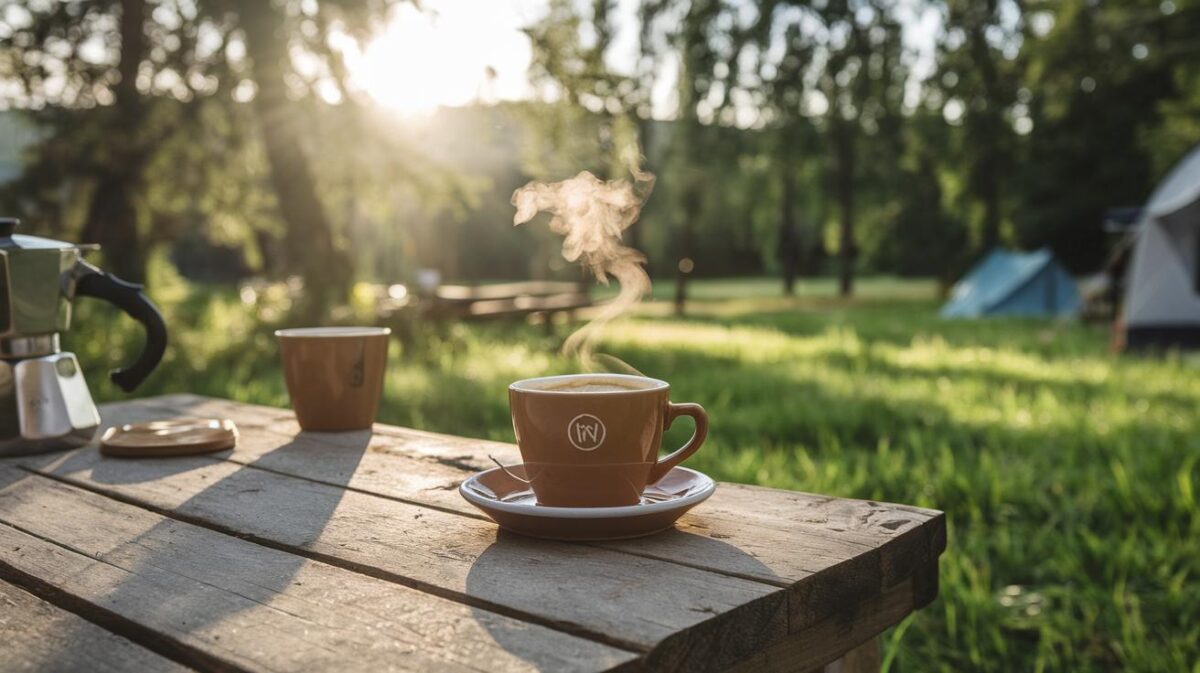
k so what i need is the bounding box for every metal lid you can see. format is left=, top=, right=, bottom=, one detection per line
left=0, top=218, right=84, bottom=251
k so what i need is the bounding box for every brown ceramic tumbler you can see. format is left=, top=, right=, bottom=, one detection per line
left=276, top=327, right=390, bottom=431
left=509, top=373, right=709, bottom=507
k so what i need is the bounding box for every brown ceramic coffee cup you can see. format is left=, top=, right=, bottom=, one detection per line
left=508, top=373, right=709, bottom=507
left=275, top=327, right=390, bottom=431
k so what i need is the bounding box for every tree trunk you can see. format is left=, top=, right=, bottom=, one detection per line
left=779, top=160, right=800, bottom=296
left=241, top=2, right=351, bottom=315
left=980, top=152, right=1000, bottom=251
left=972, top=23, right=1002, bottom=253
left=83, top=173, right=144, bottom=281
left=253, top=228, right=279, bottom=277
left=80, top=0, right=147, bottom=282
left=674, top=185, right=699, bottom=316
left=833, top=118, right=856, bottom=298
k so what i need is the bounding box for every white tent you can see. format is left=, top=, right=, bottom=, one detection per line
left=1124, top=144, right=1200, bottom=349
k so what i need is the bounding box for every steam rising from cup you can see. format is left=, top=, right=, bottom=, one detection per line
left=512, top=168, right=655, bottom=371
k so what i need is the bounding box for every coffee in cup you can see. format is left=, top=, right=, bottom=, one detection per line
left=508, top=373, right=708, bottom=507
left=276, top=327, right=390, bottom=431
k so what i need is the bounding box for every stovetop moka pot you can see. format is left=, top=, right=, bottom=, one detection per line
left=0, top=218, right=167, bottom=457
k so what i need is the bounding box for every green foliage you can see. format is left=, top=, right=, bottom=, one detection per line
left=7, top=0, right=1200, bottom=291
left=1015, top=0, right=1199, bottom=272
left=73, top=275, right=1200, bottom=672
left=866, top=108, right=969, bottom=282
left=933, top=0, right=1022, bottom=254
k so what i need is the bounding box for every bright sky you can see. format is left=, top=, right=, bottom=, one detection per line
left=344, top=0, right=942, bottom=119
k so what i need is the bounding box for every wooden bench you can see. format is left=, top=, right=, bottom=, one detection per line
left=0, top=394, right=945, bottom=673
left=376, top=281, right=593, bottom=331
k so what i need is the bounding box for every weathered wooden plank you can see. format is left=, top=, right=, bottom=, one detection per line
left=106, top=395, right=942, bottom=553
left=0, top=473, right=639, bottom=673
left=84, top=425, right=913, bottom=619
left=4, top=396, right=945, bottom=673
left=677, top=484, right=942, bottom=628
left=0, top=579, right=191, bottom=673
left=97, top=395, right=944, bottom=630
left=94, top=407, right=883, bottom=629
left=719, top=579, right=914, bottom=673
left=112, top=395, right=943, bottom=537
left=26, top=448, right=788, bottom=673
left=115, top=393, right=521, bottom=468
left=826, top=638, right=882, bottom=673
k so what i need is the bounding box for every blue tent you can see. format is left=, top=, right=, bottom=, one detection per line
left=941, top=249, right=1080, bottom=318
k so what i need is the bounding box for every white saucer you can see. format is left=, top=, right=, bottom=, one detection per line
left=459, top=465, right=716, bottom=541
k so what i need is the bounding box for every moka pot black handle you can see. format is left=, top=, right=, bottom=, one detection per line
left=72, top=260, right=168, bottom=392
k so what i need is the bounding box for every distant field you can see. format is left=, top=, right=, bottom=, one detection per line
left=72, top=274, right=1199, bottom=672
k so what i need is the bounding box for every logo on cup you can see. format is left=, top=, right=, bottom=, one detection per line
left=567, top=413, right=606, bottom=451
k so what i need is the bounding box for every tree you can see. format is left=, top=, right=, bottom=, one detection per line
left=870, top=106, right=968, bottom=290
left=201, top=0, right=413, bottom=311
left=664, top=0, right=750, bottom=312
left=0, top=0, right=232, bottom=281
left=2, top=0, right=405, bottom=307
left=935, top=0, right=1022, bottom=256
left=824, top=1, right=908, bottom=296
left=79, top=0, right=148, bottom=281
left=524, top=0, right=617, bottom=173
left=671, top=1, right=712, bottom=314
left=754, top=8, right=819, bottom=294
left=1015, top=0, right=1187, bottom=272
left=234, top=0, right=352, bottom=312
left=1126, top=0, right=1200, bottom=175
left=753, top=0, right=908, bottom=297
left=522, top=0, right=662, bottom=255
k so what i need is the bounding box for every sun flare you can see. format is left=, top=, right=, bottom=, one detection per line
left=342, top=2, right=532, bottom=116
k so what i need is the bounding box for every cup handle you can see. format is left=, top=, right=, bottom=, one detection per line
left=648, top=402, right=709, bottom=484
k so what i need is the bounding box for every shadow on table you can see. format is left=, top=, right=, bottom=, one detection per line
left=0, top=395, right=241, bottom=491
left=16, top=427, right=370, bottom=672
left=465, top=528, right=785, bottom=672
left=0, top=452, right=64, bottom=492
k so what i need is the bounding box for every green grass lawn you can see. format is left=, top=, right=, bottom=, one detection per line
left=70, top=272, right=1199, bottom=672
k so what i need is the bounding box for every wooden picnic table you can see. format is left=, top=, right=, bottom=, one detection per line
left=375, top=281, right=593, bottom=322
left=0, top=394, right=945, bottom=673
